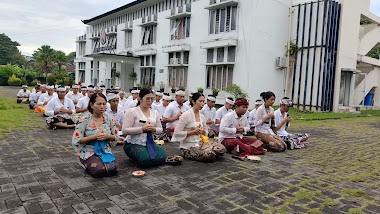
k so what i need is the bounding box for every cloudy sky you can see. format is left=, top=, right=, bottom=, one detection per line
left=0, top=0, right=379, bottom=56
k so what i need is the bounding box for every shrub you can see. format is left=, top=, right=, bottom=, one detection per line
left=0, top=64, right=15, bottom=85
left=31, top=79, right=39, bottom=86
left=47, top=74, right=56, bottom=85
left=225, top=84, right=248, bottom=98
left=7, top=74, right=22, bottom=86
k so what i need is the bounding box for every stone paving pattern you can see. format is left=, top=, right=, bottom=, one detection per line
left=1, top=87, right=380, bottom=213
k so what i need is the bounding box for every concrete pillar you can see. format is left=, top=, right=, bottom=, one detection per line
left=333, top=0, right=364, bottom=111
left=93, top=58, right=99, bottom=86
left=373, top=67, right=380, bottom=107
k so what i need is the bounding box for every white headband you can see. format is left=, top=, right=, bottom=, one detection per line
left=226, top=98, right=234, bottom=105
left=163, top=95, right=171, bottom=100
left=255, top=100, right=263, bottom=105
left=189, top=93, right=193, bottom=97
left=131, top=90, right=139, bottom=94
left=22, top=85, right=27, bottom=88
left=207, top=96, right=216, bottom=102
left=57, top=87, right=66, bottom=92
left=280, top=98, right=293, bottom=106
left=107, top=93, right=120, bottom=101
left=72, top=85, right=79, bottom=89
left=175, top=90, right=185, bottom=96
left=87, top=87, right=95, bottom=92
left=156, top=92, right=164, bottom=96
left=46, top=86, right=54, bottom=89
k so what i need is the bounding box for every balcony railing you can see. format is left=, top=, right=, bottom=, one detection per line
left=90, top=31, right=100, bottom=40
left=76, top=35, right=86, bottom=43
left=205, top=0, right=238, bottom=10
left=139, top=14, right=158, bottom=27
left=106, top=26, right=117, bottom=35
left=166, top=4, right=191, bottom=19
left=121, top=20, right=133, bottom=31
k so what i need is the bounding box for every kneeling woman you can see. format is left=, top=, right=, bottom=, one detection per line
left=122, top=88, right=166, bottom=167
left=71, top=93, right=120, bottom=178
left=172, top=93, right=226, bottom=162
left=255, top=91, right=287, bottom=152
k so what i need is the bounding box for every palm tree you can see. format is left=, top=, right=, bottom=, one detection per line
left=53, top=50, right=68, bottom=71
left=32, top=45, right=55, bottom=82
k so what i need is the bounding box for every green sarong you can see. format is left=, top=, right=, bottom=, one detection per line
left=123, top=143, right=166, bottom=167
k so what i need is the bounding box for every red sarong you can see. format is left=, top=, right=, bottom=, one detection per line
left=221, top=137, right=265, bottom=157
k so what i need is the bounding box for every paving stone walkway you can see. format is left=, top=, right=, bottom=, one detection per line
left=0, top=86, right=380, bottom=214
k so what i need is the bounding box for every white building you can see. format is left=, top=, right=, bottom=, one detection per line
left=75, top=0, right=380, bottom=112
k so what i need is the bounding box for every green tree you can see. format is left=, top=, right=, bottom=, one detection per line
left=0, top=33, right=24, bottom=66
left=367, top=47, right=380, bottom=59
left=32, top=45, right=55, bottom=82
left=53, top=50, right=68, bottom=71
left=67, top=52, right=76, bottom=64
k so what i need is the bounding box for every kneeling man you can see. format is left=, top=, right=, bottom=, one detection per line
left=45, top=86, right=76, bottom=129
left=219, top=98, right=266, bottom=158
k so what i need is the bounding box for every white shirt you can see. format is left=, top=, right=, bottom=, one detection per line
left=154, top=103, right=167, bottom=119
left=17, top=89, right=31, bottom=98
left=183, top=100, right=191, bottom=110
left=119, top=97, right=127, bottom=107
left=105, top=108, right=124, bottom=126
left=215, top=106, right=232, bottom=121
left=124, top=98, right=137, bottom=110
left=126, top=99, right=138, bottom=110
left=255, top=105, right=275, bottom=135
left=274, top=109, right=289, bottom=137
left=77, top=96, right=90, bottom=116
left=45, top=97, right=75, bottom=118
left=248, top=109, right=258, bottom=125
left=163, top=101, right=191, bottom=129
left=152, top=100, right=162, bottom=110
left=200, top=104, right=216, bottom=122
left=65, top=92, right=83, bottom=104
left=218, top=111, right=250, bottom=143
left=37, top=93, right=56, bottom=106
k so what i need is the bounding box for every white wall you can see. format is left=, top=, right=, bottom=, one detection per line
left=75, top=0, right=295, bottom=104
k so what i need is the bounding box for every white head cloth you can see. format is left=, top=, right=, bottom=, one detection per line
left=225, top=98, right=235, bottom=105
left=175, top=90, right=185, bottom=96
left=107, top=93, right=120, bottom=101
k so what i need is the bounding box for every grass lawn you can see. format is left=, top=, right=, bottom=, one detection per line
left=0, top=95, right=42, bottom=136
left=279, top=106, right=380, bottom=121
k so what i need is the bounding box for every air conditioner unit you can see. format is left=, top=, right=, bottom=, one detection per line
left=170, top=58, right=179, bottom=65
left=276, top=57, right=288, bottom=68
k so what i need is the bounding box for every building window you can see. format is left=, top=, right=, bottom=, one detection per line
left=141, top=68, right=155, bottom=86
left=170, top=17, right=190, bottom=40
left=90, top=61, right=94, bottom=84
left=209, top=6, right=237, bottom=34
left=141, top=25, right=156, bottom=45
left=78, top=43, right=86, bottom=56
left=169, top=67, right=188, bottom=88
left=78, top=62, right=86, bottom=83
left=206, top=66, right=233, bottom=90
left=206, top=46, right=236, bottom=63
left=140, top=55, right=156, bottom=67
left=125, top=31, right=132, bottom=48
left=168, top=51, right=189, bottom=65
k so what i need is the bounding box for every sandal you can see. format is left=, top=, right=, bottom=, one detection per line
left=165, top=155, right=183, bottom=166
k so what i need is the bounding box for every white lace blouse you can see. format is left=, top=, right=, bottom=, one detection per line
left=171, top=109, right=208, bottom=149
left=122, top=106, right=163, bottom=146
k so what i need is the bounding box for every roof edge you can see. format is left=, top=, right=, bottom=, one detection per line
left=82, top=0, right=146, bottom=25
